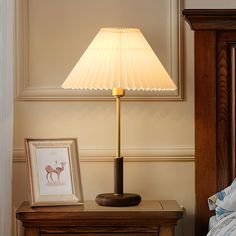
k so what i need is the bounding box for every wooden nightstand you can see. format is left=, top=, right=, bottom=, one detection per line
left=16, top=200, right=183, bottom=236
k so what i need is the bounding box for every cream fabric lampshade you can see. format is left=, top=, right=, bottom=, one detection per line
left=62, top=28, right=176, bottom=91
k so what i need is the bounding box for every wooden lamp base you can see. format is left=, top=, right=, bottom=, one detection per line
left=95, top=193, right=141, bottom=207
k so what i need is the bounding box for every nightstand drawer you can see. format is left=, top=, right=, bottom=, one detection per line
left=42, top=234, right=157, bottom=236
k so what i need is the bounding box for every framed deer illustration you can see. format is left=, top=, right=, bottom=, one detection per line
left=25, top=138, right=83, bottom=206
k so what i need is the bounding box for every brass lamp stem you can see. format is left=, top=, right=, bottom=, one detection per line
left=116, top=96, right=121, bottom=157
left=112, top=88, right=125, bottom=158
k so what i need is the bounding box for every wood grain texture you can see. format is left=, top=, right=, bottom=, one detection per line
left=194, top=30, right=217, bottom=236
left=159, top=226, right=175, bottom=236
left=17, top=201, right=183, bottom=236
left=182, top=9, right=236, bottom=236
left=216, top=42, right=230, bottom=190
left=229, top=45, right=236, bottom=181
left=25, top=227, right=40, bottom=236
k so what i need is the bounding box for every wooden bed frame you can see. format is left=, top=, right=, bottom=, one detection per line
left=182, top=9, right=236, bottom=236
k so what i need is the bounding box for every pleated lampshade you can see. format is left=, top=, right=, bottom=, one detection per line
left=62, top=28, right=176, bottom=91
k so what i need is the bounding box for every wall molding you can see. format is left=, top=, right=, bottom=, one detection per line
left=13, top=146, right=195, bottom=163
left=15, top=0, right=184, bottom=101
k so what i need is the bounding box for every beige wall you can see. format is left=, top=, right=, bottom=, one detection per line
left=13, top=0, right=236, bottom=236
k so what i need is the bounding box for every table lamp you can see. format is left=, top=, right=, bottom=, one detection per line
left=62, top=28, right=176, bottom=207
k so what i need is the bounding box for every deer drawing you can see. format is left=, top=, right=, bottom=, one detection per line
left=45, top=161, right=66, bottom=184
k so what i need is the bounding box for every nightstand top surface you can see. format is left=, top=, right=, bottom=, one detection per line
left=17, top=200, right=183, bottom=221
left=18, top=200, right=182, bottom=212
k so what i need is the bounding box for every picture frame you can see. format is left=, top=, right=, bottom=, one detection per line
left=25, top=138, right=83, bottom=207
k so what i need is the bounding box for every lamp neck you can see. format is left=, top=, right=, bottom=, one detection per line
left=112, top=88, right=125, bottom=97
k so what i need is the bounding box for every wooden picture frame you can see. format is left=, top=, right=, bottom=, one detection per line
left=25, top=138, right=83, bottom=206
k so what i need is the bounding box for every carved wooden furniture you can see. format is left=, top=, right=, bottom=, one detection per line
left=182, top=9, right=236, bottom=236
left=16, top=200, right=183, bottom=236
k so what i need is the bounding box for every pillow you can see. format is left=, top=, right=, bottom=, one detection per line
left=208, top=179, right=236, bottom=221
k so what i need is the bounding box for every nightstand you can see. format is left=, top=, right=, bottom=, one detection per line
left=16, top=200, right=183, bottom=236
